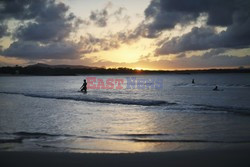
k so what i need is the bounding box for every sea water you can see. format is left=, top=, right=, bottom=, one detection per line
left=0, top=74, right=250, bottom=153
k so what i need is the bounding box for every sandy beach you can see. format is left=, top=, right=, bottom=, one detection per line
left=1, top=149, right=250, bottom=167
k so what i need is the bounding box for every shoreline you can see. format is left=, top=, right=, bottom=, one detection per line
left=1, top=149, right=250, bottom=167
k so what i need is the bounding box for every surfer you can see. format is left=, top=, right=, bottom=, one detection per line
left=192, top=79, right=195, bottom=84
left=213, top=85, right=218, bottom=91
left=80, top=79, right=87, bottom=93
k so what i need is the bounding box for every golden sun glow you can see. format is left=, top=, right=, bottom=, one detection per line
left=134, top=67, right=143, bottom=70
left=86, top=38, right=155, bottom=64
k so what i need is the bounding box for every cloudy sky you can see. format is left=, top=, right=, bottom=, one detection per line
left=0, top=0, right=250, bottom=70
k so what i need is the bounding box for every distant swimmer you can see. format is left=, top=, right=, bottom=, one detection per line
left=213, top=85, right=218, bottom=91
left=192, top=79, right=195, bottom=84
left=80, top=79, right=87, bottom=93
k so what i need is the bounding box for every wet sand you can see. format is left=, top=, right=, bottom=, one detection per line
left=1, top=149, right=250, bottom=167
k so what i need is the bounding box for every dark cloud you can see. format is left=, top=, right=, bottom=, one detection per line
left=15, top=20, right=73, bottom=43
left=144, top=0, right=245, bottom=31
left=119, top=22, right=162, bottom=40
left=1, top=41, right=80, bottom=60
left=176, top=53, right=186, bottom=58
left=202, top=49, right=227, bottom=59
left=0, top=0, right=78, bottom=21
left=0, top=0, right=83, bottom=60
left=143, top=0, right=250, bottom=54
left=156, top=16, right=250, bottom=54
left=156, top=27, right=218, bottom=54
left=90, top=9, right=109, bottom=27
left=89, top=5, right=128, bottom=27
left=145, top=1, right=199, bottom=35
left=10, top=0, right=81, bottom=43
left=0, top=0, right=41, bottom=20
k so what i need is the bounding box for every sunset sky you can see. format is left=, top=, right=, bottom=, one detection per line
left=0, top=0, right=250, bottom=70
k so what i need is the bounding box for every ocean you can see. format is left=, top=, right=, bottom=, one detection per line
left=0, top=74, right=250, bottom=153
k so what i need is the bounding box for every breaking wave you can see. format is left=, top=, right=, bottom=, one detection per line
left=193, top=104, right=250, bottom=116
left=0, top=91, right=174, bottom=106
left=1, top=131, right=250, bottom=144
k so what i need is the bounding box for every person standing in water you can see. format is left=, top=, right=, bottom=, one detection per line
left=213, top=85, right=218, bottom=91
left=80, top=79, right=87, bottom=93
left=192, top=79, right=195, bottom=84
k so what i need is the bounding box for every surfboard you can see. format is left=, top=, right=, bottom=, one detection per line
left=213, top=89, right=224, bottom=91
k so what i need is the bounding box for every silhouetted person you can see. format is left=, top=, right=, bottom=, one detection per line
left=213, top=85, right=218, bottom=91
left=192, top=79, right=195, bottom=84
left=80, top=79, right=87, bottom=93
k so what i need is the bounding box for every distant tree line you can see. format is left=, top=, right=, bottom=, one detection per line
left=0, top=64, right=250, bottom=76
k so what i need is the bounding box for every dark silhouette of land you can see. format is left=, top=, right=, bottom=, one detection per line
left=0, top=63, right=249, bottom=76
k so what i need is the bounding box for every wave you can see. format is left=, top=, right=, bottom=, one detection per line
left=1, top=91, right=249, bottom=115
left=116, top=133, right=170, bottom=137
left=13, top=132, right=64, bottom=137
left=0, top=132, right=250, bottom=144
left=4, top=131, right=96, bottom=139
left=0, top=131, right=97, bottom=144
left=127, top=138, right=250, bottom=144
left=114, top=133, right=250, bottom=143
left=1, top=131, right=250, bottom=144
left=161, top=103, right=250, bottom=116
left=193, top=104, right=250, bottom=116
left=0, top=91, right=173, bottom=106
left=0, top=138, right=22, bottom=143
